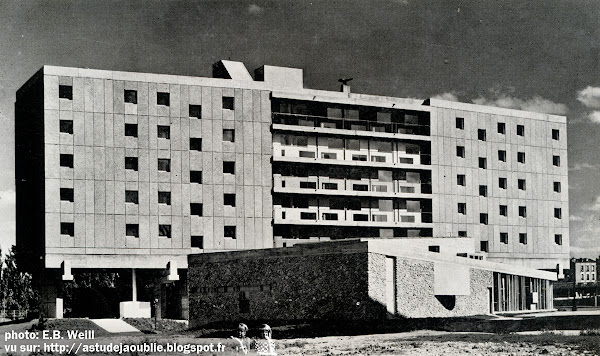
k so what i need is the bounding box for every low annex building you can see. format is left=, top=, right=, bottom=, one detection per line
left=188, top=239, right=556, bottom=327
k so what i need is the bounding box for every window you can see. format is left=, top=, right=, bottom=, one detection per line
left=223, top=129, right=235, bottom=143
left=480, top=213, right=488, bottom=225
left=222, top=96, right=234, bottom=110
left=497, top=122, right=506, bottom=134
left=158, top=191, right=171, bottom=205
left=157, top=125, right=170, bottom=139
left=158, top=158, right=171, bottom=172
left=518, top=179, right=526, bottom=190
left=552, top=129, right=560, bottom=140
left=125, top=157, right=138, bottom=171
left=478, top=157, right=487, bottom=169
left=499, top=205, right=508, bottom=216
left=500, top=232, right=508, bottom=244
left=189, top=104, right=202, bottom=118
left=224, top=193, right=236, bottom=207
left=60, top=154, right=74, bottom=168
left=554, top=208, right=562, bottom=219
left=223, top=161, right=235, bottom=174
left=428, top=245, right=440, bottom=253
left=519, top=233, right=527, bottom=245
left=60, top=120, right=73, bottom=134
left=480, top=241, right=489, bottom=252
left=457, top=174, right=466, bottom=186
left=158, top=224, right=171, bottom=238
left=498, top=150, right=506, bottom=162
left=479, top=185, right=487, bottom=197
left=190, top=171, right=203, bottom=184
left=124, top=90, right=137, bottom=104
left=554, top=181, right=561, bottom=193
left=478, top=129, right=486, bottom=141
left=553, top=155, right=560, bottom=166
left=60, top=188, right=74, bottom=202
left=125, top=123, right=138, bottom=137
left=519, top=206, right=527, bottom=218
left=190, top=138, right=202, bottom=151
left=61, top=222, right=75, bottom=236
left=456, top=117, right=464, bottom=129
left=456, top=146, right=465, bottom=158
left=517, top=125, right=525, bottom=136
left=302, top=181, right=318, bottom=189
left=125, top=190, right=139, bottom=204
left=191, top=235, right=204, bottom=248
left=126, top=224, right=139, bottom=237
left=517, top=152, right=525, bottom=163
left=225, top=225, right=236, bottom=239
left=157, top=92, right=170, bottom=106
left=322, top=183, right=338, bottom=190
left=499, top=177, right=507, bottom=189
left=458, top=203, right=466, bottom=215
left=458, top=231, right=467, bottom=237
left=190, top=203, right=203, bottom=216
left=59, top=85, right=73, bottom=100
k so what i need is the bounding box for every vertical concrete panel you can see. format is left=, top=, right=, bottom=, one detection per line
left=139, top=215, right=150, bottom=248
left=95, top=215, right=105, bottom=247
left=105, top=180, right=114, bottom=214
left=94, top=178, right=105, bottom=214
left=105, top=214, right=114, bottom=248
left=170, top=84, right=180, bottom=117
left=85, top=214, right=95, bottom=249
left=44, top=75, right=59, bottom=110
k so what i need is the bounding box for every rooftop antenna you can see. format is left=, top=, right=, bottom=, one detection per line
left=338, top=77, right=353, bottom=93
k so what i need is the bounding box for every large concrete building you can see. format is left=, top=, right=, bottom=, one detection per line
left=15, top=60, right=568, bottom=318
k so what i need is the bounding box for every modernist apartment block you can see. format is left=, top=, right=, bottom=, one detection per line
left=15, top=60, right=568, bottom=317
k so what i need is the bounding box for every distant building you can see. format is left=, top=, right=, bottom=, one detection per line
left=571, top=258, right=597, bottom=284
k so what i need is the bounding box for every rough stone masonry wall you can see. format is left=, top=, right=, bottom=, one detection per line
left=189, top=252, right=390, bottom=327
left=368, top=253, right=493, bottom=318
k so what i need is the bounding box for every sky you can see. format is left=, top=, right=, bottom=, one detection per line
left=0, top=0, right=599, bottom=256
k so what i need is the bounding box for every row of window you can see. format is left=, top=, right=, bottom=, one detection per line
left=581, top=273, right=595, bottom=281
left=581, top=265, right=596, bottom=272
left=456, top=117, right=560, bottom=141
left=458, top=204, right=562, bottom=219
left=457, top=146, right=560, bottom=167
left=59, top=84, right=235, bottom=111
left=456, top=175, right=561, bottom=192
left=478, top=233, right=563, bottom=251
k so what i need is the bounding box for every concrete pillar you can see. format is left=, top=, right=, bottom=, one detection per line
left=132, top=269, right=137, bottom=302
left=39, top=270, right=63, bottom=319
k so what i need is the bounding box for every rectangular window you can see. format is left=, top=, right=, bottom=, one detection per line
left=190, top=171, right=203, bottom=184
left=157, top=125, right=170, bottom=139
left=322, top=213, right=338, bottom=221
left=224, top=225, right=236, bottom=239
left=458, top=203, right=466, bottom=215
left=189, top=104, right=202, bottom=118
left=300, top=212, right=317, bottom=220
left=518, top=179, right=526, bottom=190
left=457, top=174, right=466, bottom=186
left=517, top=152, right=525, bottom=163
left=158, top=224, right=171, bottom=238
left=478, top=157, right=487, bottom=169
left=456, top=146, right=465, bottom=158
left=60, top=154, right=74, bottom=168
left=126, top=224, right=139, bottom=237
left=519, top=206, right=527, bottom=217
left=497, top=122, right=506, bottom=134
left=428, top=245, right=440, bottom=253
left=480, top=241, right=489, bottom=252
left=191, top=235, right=204, bottom=248
left=479, top=185, right=487, bottom=197
left=478, top=129, right=486, bottom=141
left=190, top=203, right=203, bottom=216
left=125, top=190, right=139, bottom=204
left=554, top=181, right=561, bottom=193
left=499, top=205, right=508, bottom=216
left=553, top=155, right=560, bottom=166
left=322, top=182, right=338, bottom=190
left=519, top=233, right=527, bottom=245
left=223, top=161, right=235, bottom=174
left=60, top=188, right=74, bottom=202
left=59, top=85, right=73, bottom=100
left=124, top=90, right=137, bottom=104
left=125, top=123, right=138, bottom=137
left=552, top=129, right=560, bottom=140
left=499, top=177, right=507, bottom=189
left=125, top=157, right=138, bottom=171
left=517, top=124, right=525, bottom=136
left=480, top=213, right=488, bottom=225
left=554, top=208, right=562, bottom=219
left=222, top=96, right=234, bottom=110
left=224, top=193, right=236, bottom=207
left=61, top=222, right=75, bottom=236
left=458, top=231, right=467, bottom=237
left=498, top=150, right=506, bottom=162
left=158, top=158, right=171, bottom=172
left=157, top=92, right=170, bottom=106
left=158, top=191, right=171, bottom=205
left=190, top=138, right=202, bottom=151
left=223, top=129, right=235, bottom=143
left=456, top=117, right=464, bottom=129
left=301, top=181, right=317, bottom=189
left=60, top=120, right=74, bottom=134
left=500, top=232, right=508, bottom=244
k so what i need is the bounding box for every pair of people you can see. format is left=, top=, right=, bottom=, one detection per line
left=231, top=323, right=276, bottom=355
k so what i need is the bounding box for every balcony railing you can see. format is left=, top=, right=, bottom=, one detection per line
left=273, top=113, right=430, bottom=136
left=274, top=206, right=431, bottom=225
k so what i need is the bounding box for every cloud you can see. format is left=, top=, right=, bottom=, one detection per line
left=393, top=0, right=409, bottom=4
left=248, top=4, right=264, bottom=14
left=569, top=162, right=600, bottom=172
left=570, top=215, right=585, bottom=222
left=587, top=111, right=600, bottom=123
left=472, top=94, right=568, bottom=115
left=431, top=92, right=459, bottom=102
left=577, top=86, right=600, bottom=109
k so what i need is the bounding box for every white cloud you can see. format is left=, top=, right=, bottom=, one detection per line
left=472, top=94, right=567, bottom=115
left=577, top=86, right=600, bottom=109
left=569, top=162, right=600, bottom=172
left=248, top=4, right=264, bottom=14
left=431, top=92, right=459, bottom=102
left=587, top=111, right=600, bottom=123
left=569, top=215, right=585, bottom=222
